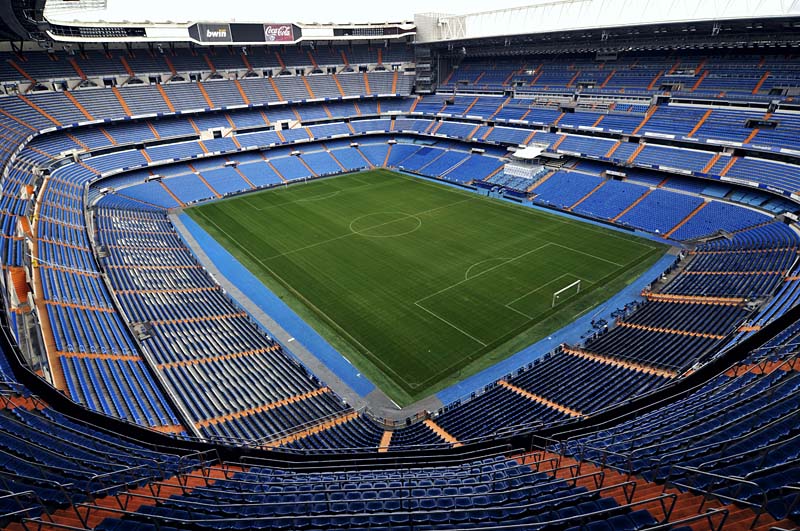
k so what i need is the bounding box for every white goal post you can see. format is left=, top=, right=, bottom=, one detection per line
left=552, top=279, right=581, bottom=307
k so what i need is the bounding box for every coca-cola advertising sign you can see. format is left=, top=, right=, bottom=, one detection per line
left=263, top=24, right=294, bottom=42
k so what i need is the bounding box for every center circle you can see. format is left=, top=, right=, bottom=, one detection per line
left=349, top=212, right=423, bottom=238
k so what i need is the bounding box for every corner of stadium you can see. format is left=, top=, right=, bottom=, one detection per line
left=0, top=0, right=799, bottom=529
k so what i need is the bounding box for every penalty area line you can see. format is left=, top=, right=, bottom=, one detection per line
left=550, top=242, right=623, bottom=267
left=413, top=301, right=487, bottom=347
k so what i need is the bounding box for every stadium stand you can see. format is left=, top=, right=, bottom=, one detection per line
left=3, top=78, right=797, bottom=447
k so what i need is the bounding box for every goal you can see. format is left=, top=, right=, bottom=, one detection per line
left=552, top=279, right=581, bottom=307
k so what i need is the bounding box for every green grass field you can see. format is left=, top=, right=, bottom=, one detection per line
left=188, top=170, right=668, bottom=405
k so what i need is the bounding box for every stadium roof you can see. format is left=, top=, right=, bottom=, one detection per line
left=415, top=0, right=800, bottom=42
left=42, top=0, right=800, bottom=31
left=31, top=0, right=800, bottom=46
left=41, top=0, right=523, bottom=25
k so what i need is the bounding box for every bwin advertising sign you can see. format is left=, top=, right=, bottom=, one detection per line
left=199, top=23, right=232, bottom=43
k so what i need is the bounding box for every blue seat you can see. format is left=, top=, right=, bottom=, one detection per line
left=629, top=509, right=658, bottom=529
left=607, top=514, right=637, bottom=531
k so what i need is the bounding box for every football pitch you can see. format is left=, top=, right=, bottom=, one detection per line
left=187, top=170, right=668, bottom=405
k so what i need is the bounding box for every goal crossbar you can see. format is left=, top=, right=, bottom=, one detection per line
left=552, top=279, right=581, bottom=307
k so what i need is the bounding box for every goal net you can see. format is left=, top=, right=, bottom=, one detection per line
left=552, top=279, right=581, bottom=307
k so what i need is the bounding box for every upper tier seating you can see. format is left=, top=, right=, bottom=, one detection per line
left=0, top=44, right=414, bottom=84
left=439, top=54, right=799, bottom=99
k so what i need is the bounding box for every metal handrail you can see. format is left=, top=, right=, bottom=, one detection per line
left=530, top=432, right=638, bottom=478
left=636, top=508, right=729, bottom=531
left=0, top=412, right=170, bottom=486
left=17, top=517, right=89, bottom=531
left=175, top=448, right=221, bottom=477
left=557, top=352, right=800, bottom=466
left=85, top=463, right=160, bottom=498
left=0, top=490, right=45, bottom=529
left=142, top=459, right=580, bottom=503
left=645, top=405, right=800, bottom=481
left=698, top=435, right=800, bottom=473
left=239, top=443, right=515, bottom=471
left=73, top=483, right=671, bottom=531
left=116, top=470, right=609, bottom=519
left=766, top=485, right=800, bottom=527
left=0, top=470, right=82, bottom=529
left=666, top=464, right=768, bottom=527
left=575, top=442, right=637, bottom=477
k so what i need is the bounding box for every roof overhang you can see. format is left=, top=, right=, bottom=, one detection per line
left=415, top=0, right=800, bottom=43
left=44, top=20, right=416, bottom=45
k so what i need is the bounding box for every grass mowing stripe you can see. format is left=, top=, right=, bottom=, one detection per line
left=188, top=169, right=669, bottom=405
left=412, top=302, right=488, bottom=347
left=193, top=206, right=419, bottom=389
left=262, top=197, right=474, bottom=261
left=415, top=243, right=554, bottom=306
left=409, top=245, right=662, bottom=392
left=242, top=176, right=388, bottom=212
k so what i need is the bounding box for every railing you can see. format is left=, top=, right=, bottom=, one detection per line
left=0, top=381, right=35, bottom=397
left=175, top=448, right=221, bottom=477
left=564, top=386, right=800, bottom=485
left=776, top=485, right=800, bottom=523
left=524, top=442, right=732, bottom=531
left=239, top=444, right=515, bottom=472
left=64, top=483, right=675, bottom=531
left=641, top=508, right=729, bottom=531
left=666, top=464, right=769, bottom=527
left=117, top=461, right=601, bottom=518
left=0, top=390, right=46, bottom=409
left=85, top=463, right=161, bottom=498
left=0, top=471, right=80, bottom=526
left=550, top=349, right=799, bottom=451
left=668, top=459, right=800, bottom=527
left=730, top=349, right=800, bottom=377
left=526, top=357, right=800, bottom=528
left=0, top=448, right=222, bottom=528
left=10, top=518, right=88, bottom=531
left=0, top=490, right=48, bottom=531
left=548, top=437, right=640, bottom=479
